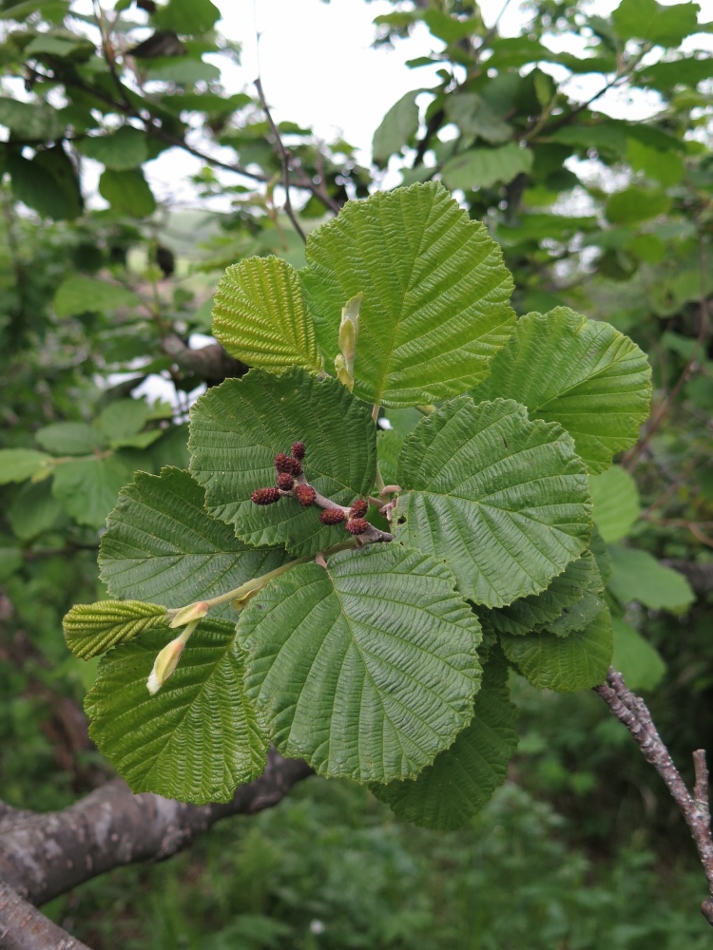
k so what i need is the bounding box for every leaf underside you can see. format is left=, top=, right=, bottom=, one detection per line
left=397, top=396, right=592, bottom=607
left=236, top=544, right=483, bottom=784
left=86, top=619, right=268, bottom=804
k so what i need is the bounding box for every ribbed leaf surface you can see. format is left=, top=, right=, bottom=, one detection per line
left=500, top=606, right=613, bottom=691
left=64, top=600, right=167, bottom=659
left=236, top=545, right=482, bottom=783
left=86, top=619, right=268, bottom=803
left=473, top=308, right=651, bottom=474
left=212, top=256, right=323, bottom=374
left=300, top=181, right=515, bottom=407
left=479, top=551, right=599, bottom=637
left=189, top=368, right=377, bottom=556
left=545, top=559, right=604, bottom=637
left=372, top=650, right=517, bottom=829
left=99, top=468, right=289, bottom=613
left=397, top=397, right=592, bottom=607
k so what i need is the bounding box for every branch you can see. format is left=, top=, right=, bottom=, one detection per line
left=0, top=882, right=91, bottom=950
left=0, top=750, right=312, bottom=908
left=594, top=667, right=713, bottom=926
left=161, top=333, right=248, bottom=384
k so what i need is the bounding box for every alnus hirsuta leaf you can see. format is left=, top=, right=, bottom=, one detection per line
left=396, top=396, right=592, bottom=607
left=236, top=544, right=483, bottom=784
left=500, top=605, right=613, bottom=691
left=300, top=181, right=515, bottom=408
left=64, top=600, right=167, bottom=659
left=478, top=550, right=600, bottom=637
left=212, top=256, right=323, bottom=375
left=99, top=468, right=289, bottom=616
left=188, top=367, right=377, bottom=557
left=85, top=619, right=268, bottom=804
left=545, top=558, right=604, bottom=637
left=372, top=649, right=518, bottom=830
left=472, top=307, right=652, bottom=475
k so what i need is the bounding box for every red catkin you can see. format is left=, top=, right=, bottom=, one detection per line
left=350, top=499, right=368, bottom=518
left=291, top=441, right=306, bottom=460
left=320, top=508, right=347, bottom=525
left=345, top=517, right=370, bottom=535
left=251, top=487, right=281, bottom=505
left=274, top=453, right=302, bottom=477
left=294, top=484, right=317, bottom=507
left=277, top=472, right=294, bottom=491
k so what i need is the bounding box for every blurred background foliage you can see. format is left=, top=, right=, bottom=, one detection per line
left=0, top=0, right=712, bottom=944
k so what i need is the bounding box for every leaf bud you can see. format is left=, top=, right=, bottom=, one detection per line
left=320, top=508, right=347, bottom=525
left=350, top=499, right=368, bottom=518
left=345, top=517, right=370, bottom=535
left=146, top=621, right=197, bottom=695
left=294, top=484, right=317, bottom=507
left=251, top=487, right=281, bottom=505
left=168, top=600, right=209, bottom=629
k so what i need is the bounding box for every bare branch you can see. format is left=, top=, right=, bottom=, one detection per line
left=0, top=750, right=312, bottom=908
left=0, top=882, right=91, bottom=950
left=594, top=667, right=713, bottom=925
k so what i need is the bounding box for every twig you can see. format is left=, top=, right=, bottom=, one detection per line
left=594, top=667, right=713, bottom=925
left=254, top=78, right=307, bottom=243
left=0, top=881, right=91, bottom=950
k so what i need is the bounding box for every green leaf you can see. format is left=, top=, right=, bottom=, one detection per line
left=0, top=448, right=52, bottom=484
left=472, top=308, right=652, bottom=475
left=376, top=429, right=404, bottom=488
left=607, top=545, right=695, bottom=611
left=99, top=168, right=156, bottom=218
left=590, top=525, right=612, bottom=585
left=372, top=90, right=421, bottom=167
left=479, top=551, right=600, bottom=637
left=78, top=127, right=150, bottom=171
left=637, top=57, right=713, bottom=91
left=154, top=0, right=221, bottom=33
left=95, top=399, right=151, bottom=442
left=7, top=479, right=63, bottom=539
left=52, top=455, right=134, bottom=528
left=211, top=257, right=323, bottom=375
left=35, top=422, right=106, bottom=455
left=0, top=98, right=65, bottom=139
left=300, top=182, right=515, bottom=408
left=64, top=600, right=168, bottom=659
left=372, top=651, right=517, bottom=829
left=611, top=617, right=665, bottom=691
left=188, top=368, right=377, bottom=557
left=54, top=277, right=140, bottom=318
left=99, top=468, right=289, bottom=613
left=612, top=0, right=700, bottom=46
left=545, top=559, right=604, bottom=637
left=442, top=143, right=533, bottom=190
left=589, top=465, right=640, bottom=542
left=501, top=606, right=613, bottom=691
left=236, top=545, right=482, bottom=783
left=146, top=58, right=221, bottom=83
left=24, top=33, right=89, bottom=57
left=445, top=93, right=512, bottom=145
left=606, top=187, right=671, bottom=225
left=0, top=0, right=68, bottom=18
left=86, top=619, right=268, bottom=804
left=0, top=547, right=22, bottom=582
left=397, top=397, right=591, bottom=607
left=627, top=138, right=684, bottom=187
left=7, top=147, right=82, bottom=220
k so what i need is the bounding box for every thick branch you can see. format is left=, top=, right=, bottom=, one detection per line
left=161, top=333, right=248, bottom=384
left=594, top=667, right=713, bottom=925
left=0, top=750, right=312, bottom=908
left=0, top=882, right=91, bottom=950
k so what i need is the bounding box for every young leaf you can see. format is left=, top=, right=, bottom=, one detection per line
left=99, top=468, right=290, bottom=612
left=64, top=600, right=168, bottom=659
left=189, top=368, right=377, bottom=557
left=372, top=650, right=517, bottom=830
left=236, top=545, right=483, bottom=784
left=500, top=605, right=613, bottom=692
left=589, top=464, right=640, bottom=542
left=300, top=181, right=515, bottom=408
left=212, top=257, right=323, bottom=375
left=0, top=448, right=52, bottom=485
left=86, top=619, right=268, bottom=804
left=397, top=397, right=592, bottom=607
left=479, top=550, right=600, bottom=637
left=472, top=308, right=652, bottom=474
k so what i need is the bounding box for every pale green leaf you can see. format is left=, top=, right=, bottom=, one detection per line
left=78, top=127, right=150, bottom=171
left=35, top=422, right=106, bottom=456
left=154, top=0, right=221, bottom=33
left=612, top=0, right=700, bottom=46
left=52, top=455, right=134, bottom=528
left=611, top=617, right=666, bottom=691
left=0, top=448, right=52, bottom=485
left=212, top=256, right=323, bottom=374
left=64, top=600, right=167, bottom=659
left=445, top=93, right=512, bottom=144
left=99, top=168, right=156, bottom=218
left=473, top=308, right=652, bottom=474
left=372, top=650, right=517, bottom=829
left=372, top=90, right=421, bottom=167
left=589, top=465, right=640, bottom=542
left=442, top=142, right=533, bottom=190
left=606, top=187, right=671, bottom=225
left=54, top=277, right=140, bottom=318
left=376, top=429, right=404, bottom=488
left=99, top=468, right=289, bottom=614
left=607, top=545, right=695, bottom=611
left=95, top=399, right=151, bottom=441
left=8, top=479, right=63, bottom=539
left=501, top=605, right=613, bottom=691
left=397, top=397, right=592, bottom=607
left=86, top=619, right=268, bottom=804
left=300, top=182, right=515, bottom=408
left=237, top=545, right=482, bottom=783
left=188, top=368, right=377, bottom=557
left=479, top=550, right=600, bottom=637
left=0, top=98, right=65, bottom=139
